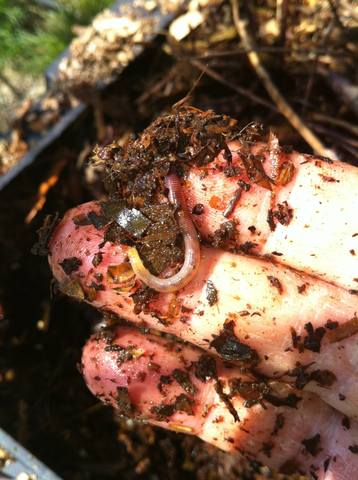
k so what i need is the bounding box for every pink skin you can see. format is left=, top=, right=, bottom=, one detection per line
left=49, top=201, right=358, bottom=418
left=183, top=140, right=358, bottom=291
left=82, top=326, right=358, bottom=480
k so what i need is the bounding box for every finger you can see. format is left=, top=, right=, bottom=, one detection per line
left=182, top=140, right=358, bottom=291
left=82, top=325, right=358, bottom=480
left=48, top=202, right=358, bottom=418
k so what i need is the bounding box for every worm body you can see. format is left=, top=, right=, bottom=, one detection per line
left=127, top=174, right=200, bottom=293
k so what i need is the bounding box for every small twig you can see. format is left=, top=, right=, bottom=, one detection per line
left=25, top=157, right=67, bottom=224
left=137, top=66, right=178, bottom=104
left=231, top=0, right=333, bottom=158
left=276, top=0, right=289, bottom=46
left=311, top=112, right=358, bottom=137
left=172, top=70, right=205, bottom=110
left=327, top=0, right=346, bottom=32
left=309, top=123, right=358, bottom=160
left=195, top=47, right=349, bottom=59
left=190, top=59, right=276, bottom=112
left=334, top=142, right=358, bottom=160
left=223, top=188, right=242, bottom=218
left=311, top=123, right=358, bottom=150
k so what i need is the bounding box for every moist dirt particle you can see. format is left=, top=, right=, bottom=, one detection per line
left=301, top=434, right=322, bottom=456
left=206, top=280, right=218, bottom=306
left=116, top=386, right=134, bottom=416
left=59, top=257, right=82, bottom=275
left=194, top=354, right=217, bottom=382
left=210, top=320, right=259, bottom=365
left=172, top=369, right=197, bottom=396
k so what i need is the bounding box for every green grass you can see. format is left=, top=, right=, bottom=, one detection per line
left=0, top=0, right=113, bottom=76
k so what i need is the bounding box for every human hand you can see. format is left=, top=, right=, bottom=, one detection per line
left=46, top=114, right=358, bottom=479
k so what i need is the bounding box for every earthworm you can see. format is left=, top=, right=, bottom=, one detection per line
left=127, top=174, right=200, bottom=293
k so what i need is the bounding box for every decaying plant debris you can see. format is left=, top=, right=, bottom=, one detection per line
left=93, top=107, right=243, bottom=199
left=1, top=0, right=357, bottom=178
left=0, top=0, right=357, bottom=479
left=0, top=91, right=80, bottom=176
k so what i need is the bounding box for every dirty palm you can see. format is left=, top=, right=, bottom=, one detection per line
left=44, top=108, right=358, bottom=479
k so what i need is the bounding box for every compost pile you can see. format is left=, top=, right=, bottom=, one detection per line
left=0, top=0, right=356, bottom=478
